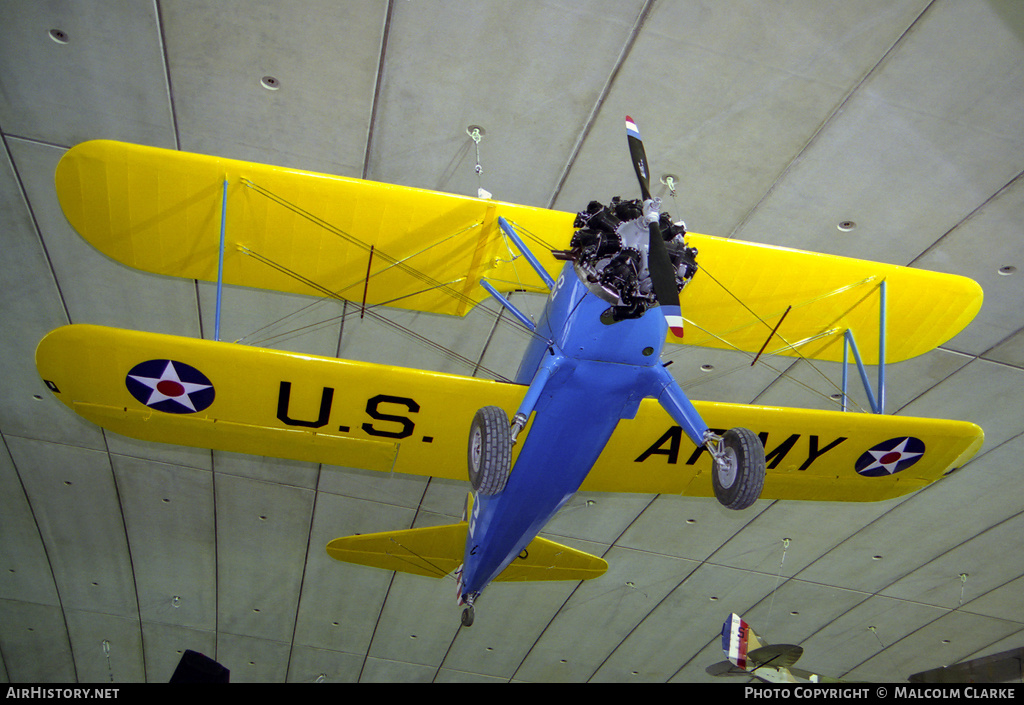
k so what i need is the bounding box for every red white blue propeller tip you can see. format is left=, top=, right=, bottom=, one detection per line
left=664, top=305, right=685, bottom=338
left=625, top=116, right=641, bottom=139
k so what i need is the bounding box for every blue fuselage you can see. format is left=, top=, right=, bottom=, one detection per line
left=459, top=263, right=695, bottom=601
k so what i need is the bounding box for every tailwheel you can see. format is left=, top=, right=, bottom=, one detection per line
left=460, top=592, right=477, bottom=628
left=708, top=428, right=765, bottom=510
left=468, top=406, right=512, bottom=496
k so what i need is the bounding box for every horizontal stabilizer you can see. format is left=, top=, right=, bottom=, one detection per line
left=327, top=524, right=465, bottom=579
left=494, top=534, right=608, bottom=582
left=706, top=660, right=750, bottom=677
left=748, top=644, right=804, bottom=669
left=326, top=523, right=607, bottom=582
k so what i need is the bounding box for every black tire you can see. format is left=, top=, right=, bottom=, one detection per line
left=461, top=606, right=475, bottom=627
left=711, top=428, right=765, bottom=510
left=468, top=406, right=512, bottom=495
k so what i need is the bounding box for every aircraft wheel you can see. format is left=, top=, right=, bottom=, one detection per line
left=461, top=606, right=475, bottom=628
left=712, top=428, right=765, bottom=510
left=468, top=406, right=511, bottom=496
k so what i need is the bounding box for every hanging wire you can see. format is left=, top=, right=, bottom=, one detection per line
left=764, top=537, right=791, bottom=631
left=467, top=126, right=489, bottom=199
left=102, top=640, right=114, bottom=682
left=660, top=174, right=683, bottom=221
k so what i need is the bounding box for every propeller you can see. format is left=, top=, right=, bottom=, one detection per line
left=625, top=116, right=685, bottom=338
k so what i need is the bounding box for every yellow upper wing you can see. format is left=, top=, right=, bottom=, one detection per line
left=55, top=140, right=567, bottom=316
left=36, top=324, right=983, bottom=503
left=679, top=235, right=982, bottom=364
left=55, top=140, right=982, bottom=362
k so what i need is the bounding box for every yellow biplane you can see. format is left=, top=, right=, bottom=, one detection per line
left=36, top=119, right=983, bottom=626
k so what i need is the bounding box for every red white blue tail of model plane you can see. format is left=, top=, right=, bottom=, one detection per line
left=708, top=613, right=843, bottom=683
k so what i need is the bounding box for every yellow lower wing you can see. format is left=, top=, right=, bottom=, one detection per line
left=36, top=325, right=983, bottom=503
left=325, top=522, right=608, bottom=582
left=55, top=140, right=982, bottom=362
left=586, top=402, right=984, bottom=502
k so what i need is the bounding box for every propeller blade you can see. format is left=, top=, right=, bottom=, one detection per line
left=625, top=116, right=685, bottom=337
left=625, top=116, right=651, bottom=201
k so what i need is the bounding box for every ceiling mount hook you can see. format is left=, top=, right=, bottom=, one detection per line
left=466, top=125, right=490, bottom=199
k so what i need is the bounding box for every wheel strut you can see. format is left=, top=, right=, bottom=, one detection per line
left=460, top=594, right=477, bottom=627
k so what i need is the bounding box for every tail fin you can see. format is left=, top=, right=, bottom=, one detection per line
left=722, top=613, right=753, bottom=669
left=721, top=613, right=806, bottom=675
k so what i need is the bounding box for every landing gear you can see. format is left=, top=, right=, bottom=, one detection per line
left=468, top=406, right=512, bottom=495
left=706, top=428, right=765, bottom=510
left=459, top=590, right=478, bottom=628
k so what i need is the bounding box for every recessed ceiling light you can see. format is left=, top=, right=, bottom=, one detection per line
left=700, top=363, right=714, bottom=372
left=837, top=220, right=857, bottom=232
left=261, top=75, right=280, bottom=90
left=49, top=29, right=69, bottom=44
left=998, top=265, right=1016, bottom=276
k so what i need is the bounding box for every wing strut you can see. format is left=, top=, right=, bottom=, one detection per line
left=215, top=179, right=228, bottom=341
left=478, top=217, right=558, bottom=332
left=498, top=217, right=556, bottom=289
left=480, top=279, right=535, bottom=332
left=840, top=280, right=887, bottom=413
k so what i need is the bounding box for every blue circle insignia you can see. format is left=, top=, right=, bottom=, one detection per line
left=855, top=437, right=925, bottom=477
left=125, top=359, right=215, bottom=414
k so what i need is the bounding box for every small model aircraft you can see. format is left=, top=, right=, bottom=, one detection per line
left=707, top=613, right=843, bottom=683
left=37, top=118, right=984, bottom=627
left=710, top=613, right=1024, bottom=684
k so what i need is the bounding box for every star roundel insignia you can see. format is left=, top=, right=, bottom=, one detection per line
left=125, top=359, right=215, bottom=414
left=855, top=437, right=926, bottom=477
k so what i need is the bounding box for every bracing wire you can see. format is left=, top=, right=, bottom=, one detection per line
left=229, top=177, right=872, bottom=409
left=668, top=261, right=879, bottom=412
left=383, top=537, right=459, bottom=582
left=223, top=179, right=553, bottom=375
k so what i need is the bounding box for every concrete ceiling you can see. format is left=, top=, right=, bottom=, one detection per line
left=1, top=0, right=1023, bottom=684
